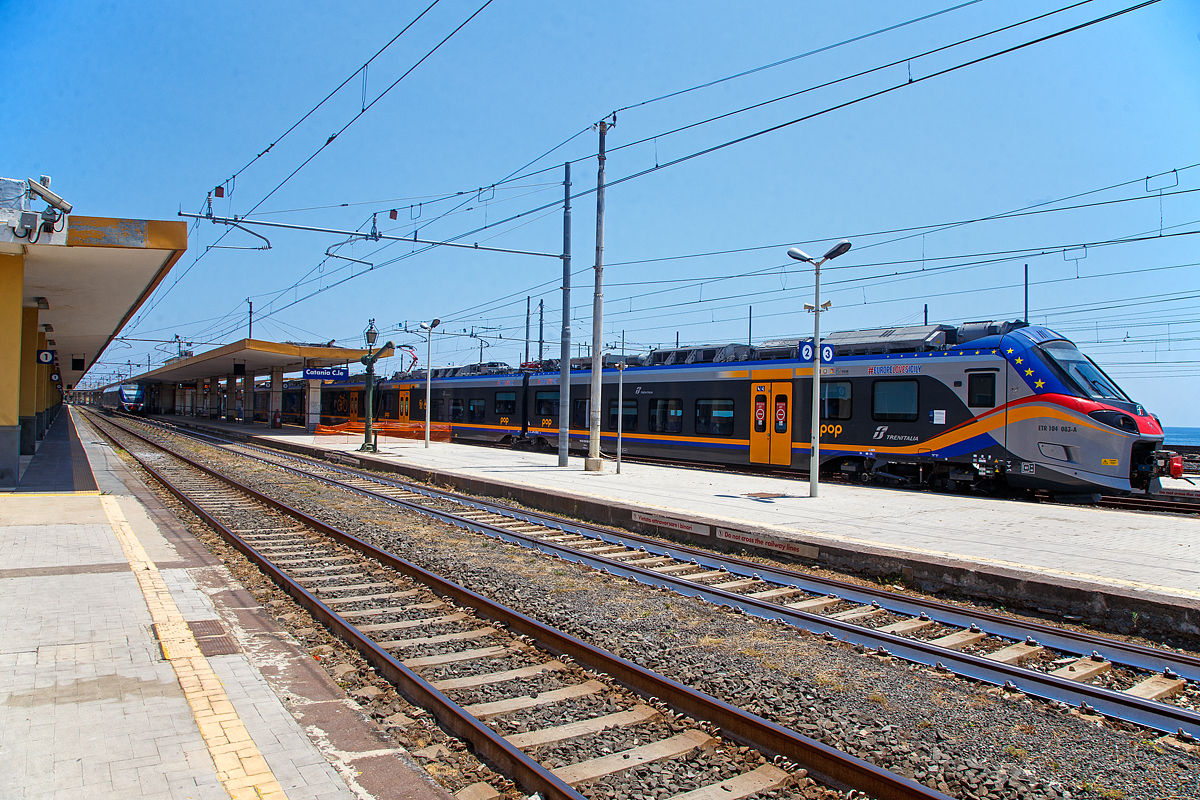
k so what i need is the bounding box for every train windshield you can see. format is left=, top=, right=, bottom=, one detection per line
left=1039, top=341, right=1127, bottom=401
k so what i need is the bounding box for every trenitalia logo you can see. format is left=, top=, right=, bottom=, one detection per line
left=873, top=426, right=888, bottom=439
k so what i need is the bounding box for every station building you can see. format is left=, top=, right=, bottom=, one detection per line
left=0, top=176, right=188, bottom=490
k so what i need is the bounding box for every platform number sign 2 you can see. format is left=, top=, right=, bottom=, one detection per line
left=36, top=350, right=55, bottom=365
left=800, top=342, right=814, bottom=362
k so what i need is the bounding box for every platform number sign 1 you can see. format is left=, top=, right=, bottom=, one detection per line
left=36, top=349, right=54, bottom=365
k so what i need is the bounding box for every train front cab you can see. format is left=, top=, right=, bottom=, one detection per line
left=991, top=327, right=1167, bottom=497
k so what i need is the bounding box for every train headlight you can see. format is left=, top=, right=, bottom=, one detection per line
left=1087, top=409, right=1137, bottom=433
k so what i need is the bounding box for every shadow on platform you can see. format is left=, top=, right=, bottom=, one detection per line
left=16, top=409, right=98, bottom=493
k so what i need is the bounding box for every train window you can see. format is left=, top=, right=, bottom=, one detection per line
left=872, top=380, right=919, bottom=422
left=1039, top=340, right=1127, bottom=401
left=968, top=373, right=995, bottom=408
left=535, top=390, right=560, bottom=416
left=696, top=399, right=735, bottom=436
left=432, top=399, right=445, bottom=421
left=469, top=399, right=486, bottom=422
left=607, top=399, right=637, bottom=431
left=571, top=399, right=588, bottom=429
left=821, top=381, right=852, bottom=420
left=649, top=399, right=683, bottom=433
left=753, top=394, right=767, bottom=433
left=774, top=394, right=788, bottom=434
left=450, top=399, right=465, bottom=422
left=494, top=391, right=517, bottom=415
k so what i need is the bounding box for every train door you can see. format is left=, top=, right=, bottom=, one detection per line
left=749, top=382, right=793, bottom=466
left=397, top=389, right=410, bottom=422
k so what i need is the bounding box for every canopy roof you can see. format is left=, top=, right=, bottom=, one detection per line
left=0, top=214, right=189, bottom=390
left=121, top=339, right=392, bottom=385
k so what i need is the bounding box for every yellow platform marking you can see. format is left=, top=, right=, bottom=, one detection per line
left=100, top=496, right=289, bottom=800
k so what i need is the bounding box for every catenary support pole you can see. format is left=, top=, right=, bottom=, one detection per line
left=559, top=163, right=572, bottom=468
left=538, top=299, right=544, bottom=363
left=425, top=331, right=433, bottom=448
left=525, top=296, right=531, bottom=366
left=1024, top=264, right=1029, bottom=324
left=586, top=117, right=612, bottom=471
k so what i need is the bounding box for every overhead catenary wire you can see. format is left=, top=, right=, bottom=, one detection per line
left=611, top=0, right=985, bottom=115
left=136, top=0, right=1177, bottom=368
left=128, top=0, right=491, bottom=335
left=212, top=0, right=443, bottom=196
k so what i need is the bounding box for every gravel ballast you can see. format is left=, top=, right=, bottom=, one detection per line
left=110, top=421, right=1200, bottom=800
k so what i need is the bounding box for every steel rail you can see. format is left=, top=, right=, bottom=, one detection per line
left=166, top=422, right=1200, bottom=687
left=91, top=422, right=586, bottom=800
left=140, top=421, right=1200, bottom=739
left=92, top=412, right=953, bottom=800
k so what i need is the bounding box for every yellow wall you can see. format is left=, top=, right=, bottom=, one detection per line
left=0, top=255, right=24, bottom=427
left=19, top=308, right=37, bottom=418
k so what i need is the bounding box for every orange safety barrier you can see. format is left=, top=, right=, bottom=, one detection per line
left=315, top=420, right=452, bottom=442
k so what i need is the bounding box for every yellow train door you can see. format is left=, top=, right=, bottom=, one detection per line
left=749, top=382, right=793, bottom=466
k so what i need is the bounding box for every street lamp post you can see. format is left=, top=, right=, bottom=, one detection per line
left=359, top=319, right=394, bottom=453
left=787, top=239, right=852, bottom=498
left=419, top=319, right=441, bottom=448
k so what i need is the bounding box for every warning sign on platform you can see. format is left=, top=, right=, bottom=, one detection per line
left=716, top=527, right=819, bottom=559
left=631, top=511, right=710, bottom=536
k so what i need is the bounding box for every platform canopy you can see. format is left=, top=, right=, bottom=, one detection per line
left=128, top=339, right=393, bottom=385
left=0, top=215, right=189, bottom=391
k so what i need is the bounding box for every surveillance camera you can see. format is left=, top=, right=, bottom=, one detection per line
left=27, top=178, right=72, bottom=214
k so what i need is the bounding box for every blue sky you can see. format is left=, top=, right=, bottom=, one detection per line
left=6, top=0, right=1200, bottom=424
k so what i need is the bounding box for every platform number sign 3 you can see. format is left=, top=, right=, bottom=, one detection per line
left=821, top=344, right=835, bottom=363
left=36, top=350, right=55, bottom=365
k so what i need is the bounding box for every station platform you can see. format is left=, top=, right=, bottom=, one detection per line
left=159, top=414, right=1200, bottom=642
left=1, top=407, right=451, bottom=800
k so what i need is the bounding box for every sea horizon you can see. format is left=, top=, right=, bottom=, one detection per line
left=1164, top=427, right=1200, bottom=447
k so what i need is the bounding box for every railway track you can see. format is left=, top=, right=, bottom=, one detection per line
left=86, top=411, right=954, bottom=800
left=101, top=412, right=1200, bottom=745
left=1094, top=494, right=1200, bottom=514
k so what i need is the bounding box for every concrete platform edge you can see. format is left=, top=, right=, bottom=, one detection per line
left=160, top=417, right=1200, bottom=645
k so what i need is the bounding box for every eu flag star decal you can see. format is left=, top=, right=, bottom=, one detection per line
left=1034, top=379, right=1045, bottom=389
left=1006, top=348, right=1014, bottom=354
left=1014, top=357, right=1023, bottom=364
left=1025, top=368, right=1033, bottom=376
